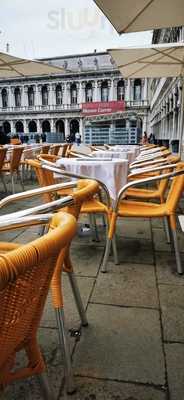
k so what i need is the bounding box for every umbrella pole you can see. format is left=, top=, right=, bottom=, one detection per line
left=179, top=77, right=184, bottom=157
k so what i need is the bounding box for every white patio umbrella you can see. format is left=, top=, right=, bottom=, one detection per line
left=108, top=42, right=184, bottom=153
left=94, top=0, right=184, bottom=34
left=0, top=51, right=65, bottom=79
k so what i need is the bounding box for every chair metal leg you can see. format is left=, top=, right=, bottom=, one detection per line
left=171, top=228, right=183, bottom=274
left=163, top=216, right=171, bottom=244
left=0, top=174, right=7, bottom=193
left=11, top=173, right=15, bottom=194
left=37, top=372, right=56, bottom=400
left=89, top=214, right=100, bottom=242
left=101, top=238, right=112, bottom=273
left=67, top=271, right=88, bottom=327
left=112, top=236, right=119, bottom=265
left=55, top=308, right=76, bottom=394
left=17, top=170, right=24, bottom=191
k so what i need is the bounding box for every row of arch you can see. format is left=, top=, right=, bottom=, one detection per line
left=1, top=79, right=143, bottom=108
left=2, top=119, right=80, bottom=135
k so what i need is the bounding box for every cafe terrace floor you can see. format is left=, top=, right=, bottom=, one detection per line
left=0, top=179, right=184, bottom=400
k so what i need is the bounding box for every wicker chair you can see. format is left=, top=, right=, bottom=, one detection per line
left=0, top=147, right=8, bottom=192
left=1, top=146, right=24, bottom=193
left=0, top=179, right=100, bottom=394
left=0, top=211, right=76, bottom=399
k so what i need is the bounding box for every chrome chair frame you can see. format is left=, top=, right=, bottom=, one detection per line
left=101, top=168, right=184, bottom=275
left=40, top=159, right=118, bottom=262
left=0, top=185, right=90, bottom=394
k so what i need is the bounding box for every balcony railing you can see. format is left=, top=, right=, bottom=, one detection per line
left=0, top=103, right=82, bottom=113
left=125, top=100, right=149, bottom=107
left=0, top=100, right=149, bottom=114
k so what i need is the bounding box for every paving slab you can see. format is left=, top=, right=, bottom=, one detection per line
left=159, top=284, right=184, bottom=342
left=60, top=377, right=166, bottom=400
left=114, top=237, right=154, bottom=265
left=91, top=263, right=158, bottom=308
left=41, top=275, right=95, bottom=329
left=116, top=217, right=152, bottom=240
left=70, top=243, right=103, bottom=277
left=165, top=343, right=184, bottom=400
left=153, top=228, right=184, bottom=253
left=73, top=304, right=165, bottom=385
left=155, top=252, right=184, bottom=285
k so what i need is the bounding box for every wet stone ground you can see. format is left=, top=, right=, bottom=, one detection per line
left=0, top=178, right=184, bottom=400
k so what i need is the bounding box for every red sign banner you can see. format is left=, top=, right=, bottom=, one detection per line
left=82, top=101, right=125, bottom=116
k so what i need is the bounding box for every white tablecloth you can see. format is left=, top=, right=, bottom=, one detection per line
left=56, top=157, right=128, bottom=200
left=92, top=150, right=128, bottom=160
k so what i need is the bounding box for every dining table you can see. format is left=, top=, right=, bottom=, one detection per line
left=56, top=157, right=129, bottom=200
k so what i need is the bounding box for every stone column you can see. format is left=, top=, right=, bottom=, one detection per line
left=23, top=120, right=27, bottom=133
left=129, top=79, right=134, bottom=101
left=125, top=79, right=129, bottom=102
left=51, top=119, right=55, bottom=132
left=37, top=85, right=42, bottom=108
left=23, top=86, right=28, bottom=108
left=113, top=79, right=118, bottom=101
left=109, top=79, right=113, bottom=101
left=79, top=118, right=83, bottom=140
left=65, top=118, right=69, bottom=137
left=50, top=83, right=56, bottom=108
left=93, top=80, right=98, bottom=102
left=10, top=120, right=14, bottom=133
left=143, top=79, right=148, bottom=103
left=97, top=80, right=102, bottom=102
left=66, top=82, right=71, bottom=105
left=10, top=87, right=14, bottom=108
left=78, top=81, right=83, bottom=104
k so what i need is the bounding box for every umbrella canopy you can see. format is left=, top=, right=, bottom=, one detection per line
left=94, top=0, right=184, bottom=34
left=108, top=42, right=184, bottom=78
left=0, top=52, right=65, bottom=79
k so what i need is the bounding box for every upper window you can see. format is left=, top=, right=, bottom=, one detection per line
left=56, top=85, right=62, bottom=105
left=134, top=79, right=142, bottom=101
left=28, top=87, right=34, bottom=107
left=42, top=85, right=48, bottom=106
left=2, top=88, right=8, bottom=108
left=117, top=80, right=125, bottom=101
left=71, top=83, right=77, bottom=104
left=14, top=87, right=21, bottom=107
left=101, top=81, right=109, bottom=102
left=85, top=83, right=93, bottom=103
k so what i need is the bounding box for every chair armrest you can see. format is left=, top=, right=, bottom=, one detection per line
left=129, top=158, right=167, bottom=170
left=0, top=213, right=53, bottom=232
left=115, top=168, right=184, bottom=212
left=128, top=163, right=177, bottom=178
left=0, top=182, right=77, bottom=209
left=0, top=196, right=74, bottom=224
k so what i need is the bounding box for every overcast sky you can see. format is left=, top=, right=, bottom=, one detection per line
left=1, top=0, right=152, bottom=59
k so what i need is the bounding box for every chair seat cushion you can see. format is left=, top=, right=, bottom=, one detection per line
left=126, top=187, right=160, bottom=199
left=118, top=200, right=167, bottom=217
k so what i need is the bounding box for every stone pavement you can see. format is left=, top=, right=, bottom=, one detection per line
left=0, top=180, right=184, bottom=400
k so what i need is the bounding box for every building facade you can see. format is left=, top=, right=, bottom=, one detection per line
left=0, top=52, right=149, bottom=144
left=150, top=27, right=184, bottom=151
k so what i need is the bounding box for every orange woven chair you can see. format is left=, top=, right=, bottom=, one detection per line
left=1, top=146, right=24, bottom=193
left=0, top=211, right=76, bottom=398
left=0, top=178, right=101, bottom=394
left=0, top=147, right=8, bottom=192
left=50, top=144, right=61, bottom=156
left=101, top=163, right=184, bottom=274
left=29, top=158, right=112, bottom=243
left=126, top=164, right=177, bottom=203
left=41, top=145, right=51, bottom=154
